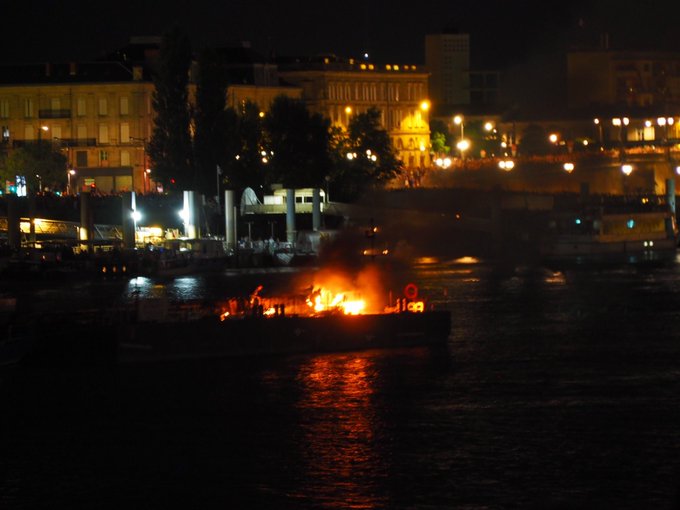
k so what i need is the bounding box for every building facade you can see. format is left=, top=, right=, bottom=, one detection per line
left=425, top=33, right=470, bottom=113
left=0, top=62, right=154, bottom=194
left=278, top=57, right=431, bottom=169
left=568, top=50, right=680, bottom=110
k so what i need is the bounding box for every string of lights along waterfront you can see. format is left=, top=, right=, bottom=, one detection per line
left=3, top=257, right=680, bottom=508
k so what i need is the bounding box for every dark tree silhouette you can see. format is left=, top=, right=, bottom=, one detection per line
left=263, top=96, right=331, bottom=189
left=193, top=48, right=229, bottom=198
left=148, top=26, right=193, bottom=192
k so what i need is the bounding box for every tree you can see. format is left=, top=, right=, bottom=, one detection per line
left=328, top=107, right=401, bottom=201
left=429, top=119, right=451, bottom=155
left=147, top=26, right=193, bottom=192
left=263, top=96, right=331, bottom=189
left=193, top=48, right=229, bottom=197
left=1, top=142, right=67, bottom=192
left=221, top=100, right=267, bottom=193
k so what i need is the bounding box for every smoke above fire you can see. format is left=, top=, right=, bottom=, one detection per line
left=293, top=263, right=394, bottom=314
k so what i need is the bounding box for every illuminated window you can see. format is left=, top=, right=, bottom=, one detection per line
left=51, top=97, right=60, bottom=111
left=98, top=124, right=109, bottom=144
left=120, top=123, right=130, bottom=143
left=120, top=96, right=129, bottom=115
left=77, top=97, right=86, bottom=116
left=121, top=150, right=131, bottom=166
left=24, top=98, right=34, bottom=118
left=98, top=97, right=108, bottom=116
left=0, top=99, right=9, bottom=118
left=1, top=126, right=9, bottom=142
left=77, top=125, right=87, bottom=141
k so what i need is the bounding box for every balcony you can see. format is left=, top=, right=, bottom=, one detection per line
left=56, top=138, right=97, bottom=147
left=38, top=109, right=72, bottom=119
left=13, top=138, right=97, bottom=148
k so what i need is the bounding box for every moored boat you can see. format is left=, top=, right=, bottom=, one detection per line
left=539, top=200, right=679, bottom=266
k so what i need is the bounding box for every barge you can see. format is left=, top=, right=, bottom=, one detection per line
left=118, top=309, right=451, bottom=363
left=118, top=284, right=450, bottom=363
left=5, top=283, right=451, bottom=366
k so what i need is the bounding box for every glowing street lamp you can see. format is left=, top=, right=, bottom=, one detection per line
left=435, top=157, right=452, bottom=169
left=453, top=115, right=464, bottom=139
left=37, top=125, right=49, bottom=142
left=498, top=159, right=514, bottom=171
left=549, top=133, right=558, bottom=144
left=621, top=164, right=633, bottom=176
left=67, top=168, right=76, bottom=195
left=594, top=118, right=604, bottom=149
left=563, top=162, right=575, bottom=173
left=420, top=100, right=430, bottom=112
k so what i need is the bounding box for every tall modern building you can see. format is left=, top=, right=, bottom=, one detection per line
left=425, top=33, right=470, bottom=114
left=278, top=55, right=431, bottom=170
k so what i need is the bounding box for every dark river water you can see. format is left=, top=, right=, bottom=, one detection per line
left=3, top=257, right=680, bottom=509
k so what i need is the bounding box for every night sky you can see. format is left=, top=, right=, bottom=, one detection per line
left=5, top=0, right=680, bottom=67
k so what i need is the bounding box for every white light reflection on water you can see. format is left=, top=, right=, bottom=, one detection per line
left=124, top=275, right=205, bottom=301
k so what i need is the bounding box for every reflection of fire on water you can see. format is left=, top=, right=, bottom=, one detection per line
left=218, top=267, right=426, bottom=321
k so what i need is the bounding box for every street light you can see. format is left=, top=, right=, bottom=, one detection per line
left=144, top=168, right=151, bottom=194
left=453, top=115, right=464, bottom=139
left=498, top=159, right=514, bottom=171
left=67, top=169, right=76, bottom=195
left=613, top=117, right=628, bottom=160
left=563, top=162, right=575, bottom=173
left=593, top=118, right=604, bottom=149
left=37, top=125, right=49, bottom=142
left=621, top=164, right=633, bottom=176
left=457, top=139, right=470, bottom=168
left=130, top=136, right=147, bottom=193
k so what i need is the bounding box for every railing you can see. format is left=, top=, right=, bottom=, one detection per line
left=13, top=138, right=97, bottom=148
left=38, top=109, right=71, bottom=119
left=55, top=138, right=97, bottom=147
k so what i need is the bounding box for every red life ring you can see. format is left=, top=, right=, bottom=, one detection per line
left=404, top=283, right=418, bottom=300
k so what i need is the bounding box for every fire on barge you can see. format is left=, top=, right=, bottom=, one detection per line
left=117, top=282, right=451, bottom=363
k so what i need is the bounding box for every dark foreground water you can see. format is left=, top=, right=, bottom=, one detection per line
left=3, top=258, right=680, bottom=509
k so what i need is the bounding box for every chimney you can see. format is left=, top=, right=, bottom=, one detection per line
left=69, top=62, right=77, bottom=76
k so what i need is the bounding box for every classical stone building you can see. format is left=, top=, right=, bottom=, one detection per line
left=0, top=61, right=155, bottom=194
left=278, top=55, right=431, bottom=170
